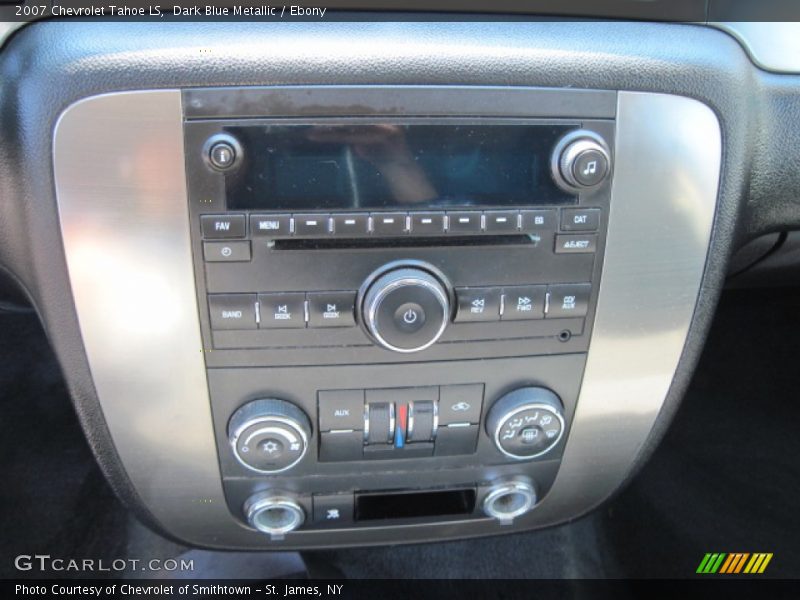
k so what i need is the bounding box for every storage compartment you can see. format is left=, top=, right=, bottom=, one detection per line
left=355, top=488, right=476, bottom=521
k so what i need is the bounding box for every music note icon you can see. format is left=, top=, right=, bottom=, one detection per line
left=582, top=160, right=598, bottom=176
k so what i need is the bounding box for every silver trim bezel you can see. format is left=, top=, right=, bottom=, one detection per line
left=53, top=88, right=721, bottom=547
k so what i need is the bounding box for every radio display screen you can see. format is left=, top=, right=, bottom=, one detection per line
left=224, top=123, right=576, bottom=211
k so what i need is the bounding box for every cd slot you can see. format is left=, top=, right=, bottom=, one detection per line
left=272, top=235, right=536, bottom=251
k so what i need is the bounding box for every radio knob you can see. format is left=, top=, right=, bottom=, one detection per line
left=552, top=131, right=611, bottom=191
left=486, top=387, right=565, bottom=460
left=228, top=399, right=311, bottom=474
left=361, top=266, right=451, bottom=353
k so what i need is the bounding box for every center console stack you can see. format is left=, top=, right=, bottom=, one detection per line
left=184, top=86, right=613, bottom=539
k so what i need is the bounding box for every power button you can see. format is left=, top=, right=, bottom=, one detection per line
left=361, top=265, right=451, bottom=353
left=394, top=303, right=427, bottom=333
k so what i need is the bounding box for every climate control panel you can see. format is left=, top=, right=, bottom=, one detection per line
left=317, top=385, right=484, bottom=462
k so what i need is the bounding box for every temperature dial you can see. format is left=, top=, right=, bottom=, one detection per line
left=228, top=399, right=312, bottom=474
left=486, top=387, right=565, bottom=460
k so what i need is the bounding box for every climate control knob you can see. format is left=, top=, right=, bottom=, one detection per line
left=228, top=399, right=312, bottom=474
left=552, top=131, right=611, bottom=192
left=360, top=265, right=451, bottom=353
left=486, top=387, right=565, bottom=460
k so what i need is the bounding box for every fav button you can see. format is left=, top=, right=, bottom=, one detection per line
left=201, top=214, right=246, bottom=239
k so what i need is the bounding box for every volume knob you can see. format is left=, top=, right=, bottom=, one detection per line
left=360, top=265, right=451, bottom=353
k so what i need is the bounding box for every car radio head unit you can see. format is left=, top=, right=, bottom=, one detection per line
left=177, top=86, right=615, bottom=544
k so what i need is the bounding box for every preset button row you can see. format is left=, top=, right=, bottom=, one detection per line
left=201, top=208, right=601, bottom=240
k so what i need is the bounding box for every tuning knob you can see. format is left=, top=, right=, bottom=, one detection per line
left=228, top=399, right=312, bottom=474
left=360, top=265, right=451, bottom=353
left=552, top=131, right=611, bottom=192
left=486, top=387, right=565, bottom=460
